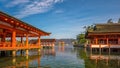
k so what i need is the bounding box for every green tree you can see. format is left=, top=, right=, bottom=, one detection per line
left=84, top=25, right=95, bottom=32
left=107, top=19, right=113, bottom=23
left=77, top=33, right=86, bottom=44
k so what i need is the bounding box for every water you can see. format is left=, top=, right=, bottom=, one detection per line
left=40, top=45, right=84, bottom=68
left=0, top=45, right=120, bottom=68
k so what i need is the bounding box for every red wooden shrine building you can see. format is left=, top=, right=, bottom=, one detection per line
left=0, top=11, right=50, bottom=56
left=86, top=22, right=120, bottom=51
left=29, top=39, right=56, bottom=48
left=41, top=39, right=56, bottom=47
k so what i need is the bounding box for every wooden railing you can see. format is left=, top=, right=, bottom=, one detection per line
left=41, top=42, right=55, bottom=46
left=91, top=44, right=120, bottom=48
left=0, top=42, right=41, bottom=50
left=0, top=42, right=11, bottom=47
left=29, top=43, right=40, bottom=49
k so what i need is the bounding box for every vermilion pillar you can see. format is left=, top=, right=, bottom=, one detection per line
left=26, top=34, right=28, bottom=48
left=12, top=31, right=16, bottom=47
left=38, top=36, right=40, bottom=47
left=38, top=36, right=41, bottom=55
left=95, top=38, right=98, bottom=44
left=12, top=31, right=16, bottom=57
left=26, top=34, right=29, bottom=55
left=107, top=38, right=109, bottom=44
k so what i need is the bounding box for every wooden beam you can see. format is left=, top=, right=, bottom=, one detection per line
left=0, top=23, right=40, bottom=37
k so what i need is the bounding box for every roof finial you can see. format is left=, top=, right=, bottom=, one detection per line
left=107, top=19, right=113, bottom=24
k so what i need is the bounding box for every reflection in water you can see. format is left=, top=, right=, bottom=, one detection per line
left=58, top=45, right=65, bottom=52
left=1, top=55, right=41, bottom=68
left=89, top=53, right=120, bottom=68
left=0, top=45, right=119, bottom=68
left=12, top=57, right=16, bottom=65
left=41, top=47, right=56, bottom=58
left=0, top=48, right=56, bottom=68
left=75, top=47, right=120, bottom=68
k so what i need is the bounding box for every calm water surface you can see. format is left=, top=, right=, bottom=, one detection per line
left=0, top=45, right=120, bottom=68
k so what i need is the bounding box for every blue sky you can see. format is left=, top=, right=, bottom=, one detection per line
left=0, top=0, right=120, bottom=39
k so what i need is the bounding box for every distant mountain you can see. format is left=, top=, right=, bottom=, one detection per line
left=55, top=39, right=76, bottom=45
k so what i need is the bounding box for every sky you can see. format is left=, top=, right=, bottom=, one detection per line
left=0, top=0, right=120, bottom=39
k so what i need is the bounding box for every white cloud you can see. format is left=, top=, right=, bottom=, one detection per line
left=6, top=0, right=30, bottom=7
left=0, top=0, right=7, bottom=2
left=10, top=0, right=64, bottom=18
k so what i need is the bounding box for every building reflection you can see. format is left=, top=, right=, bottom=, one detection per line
left=0, top=48, right=56, bottom=68
left=41, top=47, right=56, bottom=57
left=75, top=47, right=120, bottom=68
left=0, top=55, right=41, bottom=68
left=88, top=46, right=120, bottom=67
left=89, top=52, right=120, bottom=68
left=58, top=45, right=65, bottom=52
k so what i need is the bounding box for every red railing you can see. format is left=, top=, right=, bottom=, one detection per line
left=0, top=42, right=11, bottom=47
left=0, top=42, right=41, bottom=50
left=90, top=44, right=120, bottom=48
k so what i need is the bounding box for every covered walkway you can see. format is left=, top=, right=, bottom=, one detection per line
left=0, top=11, right=50, bottom=56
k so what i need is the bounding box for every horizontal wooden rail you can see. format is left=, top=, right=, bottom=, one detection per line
left=0, top=42, right=41, bottom=51
left=0, top=42, right=11, bottom=47
left=90, top=44, right=120, bottom=48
